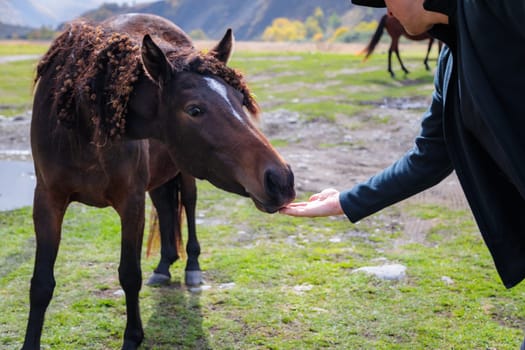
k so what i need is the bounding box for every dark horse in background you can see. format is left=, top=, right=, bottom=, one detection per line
left=23, top=13, right=295, bottom=350
left=361, top=14, right=442, bottom=77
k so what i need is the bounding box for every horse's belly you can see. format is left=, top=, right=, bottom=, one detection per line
left=35, top=154, right=147, bottom=209
left=70, top=192, right=112, bottom=208
left=43, top=168, right=113, bottom=207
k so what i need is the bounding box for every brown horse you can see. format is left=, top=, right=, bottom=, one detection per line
left=24, top=13, right=295, bottom=350
left=362, top=14, right=442, bottom=77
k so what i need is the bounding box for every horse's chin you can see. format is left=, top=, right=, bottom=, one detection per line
left=250, top=196, right=283, bottom=214
left=220, top=187, right=280, bottom=213
left=212, top=185, right=281, bottom=213
left=205, top=177, right=287, bottom=213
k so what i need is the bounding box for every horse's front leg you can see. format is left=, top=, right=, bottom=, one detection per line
left=116, top=193, right=145, bottom=350
left=180, top=174, right=201, bottom=286
left=394, top=49, right=409, bottom=75
left=147, top=178, right=180, bottom=285
left=22, top=186, right=68, bottom=350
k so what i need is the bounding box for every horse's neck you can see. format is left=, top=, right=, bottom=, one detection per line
left=124, top=75, right=161, bottom=140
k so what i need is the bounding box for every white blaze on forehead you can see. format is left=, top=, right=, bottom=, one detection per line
left=203, top=77, right=245, bottom=124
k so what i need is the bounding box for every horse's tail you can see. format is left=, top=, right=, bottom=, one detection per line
left=146, top=207, right=161, bottom=257
left=174, top=193, right=186, bottom=260
left=360, top=14, right=387, bottom=61
left=146, top=179, right=186, bottom=260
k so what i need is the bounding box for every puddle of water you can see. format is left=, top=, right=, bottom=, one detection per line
left=0, top=160, right=35, bottom=211
left=0, top=150, right=32, bottom=161
left=0, top=54, right=41, bottom=64
left=360, top=97, right=430, bottom=110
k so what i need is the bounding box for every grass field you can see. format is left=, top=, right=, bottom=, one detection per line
left=0, top=41, right=48, bottom=117
left=1, top=40, right=524, bottom=349
left=0, top=41, right=50, bottom=56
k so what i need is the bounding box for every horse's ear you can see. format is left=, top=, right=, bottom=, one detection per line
left=209, top=28, right=234, bottom=64
left=141, top=34, right=171, bottom=85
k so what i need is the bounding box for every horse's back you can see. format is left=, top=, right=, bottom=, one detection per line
left=102, top=13, right=193, bottom=49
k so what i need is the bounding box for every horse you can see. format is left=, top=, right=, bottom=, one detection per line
left=23, top=13, right=295, bottom=350
left=361, top=14, right=442, bottom=77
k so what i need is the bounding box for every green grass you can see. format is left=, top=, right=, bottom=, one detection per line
left=1, top=42, right=524, bottom=349
left=0, top=41, right=43, bottom=116
left=2, top=184, right=525, bottom=349
left=0, top=60, right=38, bottom=116
left=0, top=42, right=47, bottom=116
left=0, top=41, right=49, bottom=56
left=231, top=51, right=434, bottom=123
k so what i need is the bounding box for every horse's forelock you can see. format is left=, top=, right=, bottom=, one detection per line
left=175, top=52, right=260, bottom=120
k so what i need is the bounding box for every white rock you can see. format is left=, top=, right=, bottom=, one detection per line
left=188, top=284, right=212, bottom=293
left=113, top=289, right=125, bottom=297
left=441, top=276, right=454, bottom=285
left=293, top=284, right=313, bottom=294
left=219, top=282, right=236, bottom=290
left=353, top=264, right=407, bottom=281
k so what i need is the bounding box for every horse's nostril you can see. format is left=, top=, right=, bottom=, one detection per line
left=264, top=167, right=295, bottom=200
left=264, top=168, right=280, bottom=196
left=286, top=164, right=295, bottom=191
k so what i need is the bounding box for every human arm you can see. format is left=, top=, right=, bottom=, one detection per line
left=341, top=48, right=454, bottom=222
left=280, top=48, right=455, bottom=220
left=279, top=107, right=452, bottom=219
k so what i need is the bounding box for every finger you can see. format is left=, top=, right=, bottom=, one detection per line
left=281, top=202, right=322, bottom=216
left=309, top=192, right=326, bottom=201
left=310, top=188, right=338, bottom=202
left=279, top=207, right=305, bottom=216
left=279, top=203, right=310, bottom=216
left=282, top=202, right=309, bottom=208
left=281, top=202, right=319, bottom=213
left=280, top=207, right=321, bottom=217
left=309, top=193, right=321, bottom=201
left=319, top=188, right=338, bottom=199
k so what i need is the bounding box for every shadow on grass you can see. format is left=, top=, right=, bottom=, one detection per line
left=366, top=75, right=433, bottom=87
left=142, top=282, right=210, bottom=350
left=0, top=237, right=34, bottom=279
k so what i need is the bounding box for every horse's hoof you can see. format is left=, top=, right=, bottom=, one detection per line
left=146, top=272, right=170, bottom=286
left=185, top=270, right=203, bottom=286
left=121, top=338, right=141, bottom=350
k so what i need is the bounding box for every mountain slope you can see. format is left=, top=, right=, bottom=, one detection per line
left=81, top=0, right=383, bottom=40
left=137, top=0, right=351, bottom=40
left=0, top=0, right=54, bottom=26
left=0, top=0, right=119, bottom=28
left=0, top=0, right=383, bottom=40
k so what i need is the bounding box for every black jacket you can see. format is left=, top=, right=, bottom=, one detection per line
left=340, top=0, right=525, bottom=288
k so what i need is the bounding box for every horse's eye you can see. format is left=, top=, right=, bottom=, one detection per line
left=186, top=106, right=202, bottom=117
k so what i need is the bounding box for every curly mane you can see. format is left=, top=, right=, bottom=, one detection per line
left=36, top=21, right=141, bottom=142
left=36, top=19, right=259, bottom=144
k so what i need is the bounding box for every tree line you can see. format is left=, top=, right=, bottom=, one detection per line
left=262, top=7, right=377, bottom=43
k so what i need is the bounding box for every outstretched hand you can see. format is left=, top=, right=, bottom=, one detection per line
left=279, top=188, right=344, bottom=217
